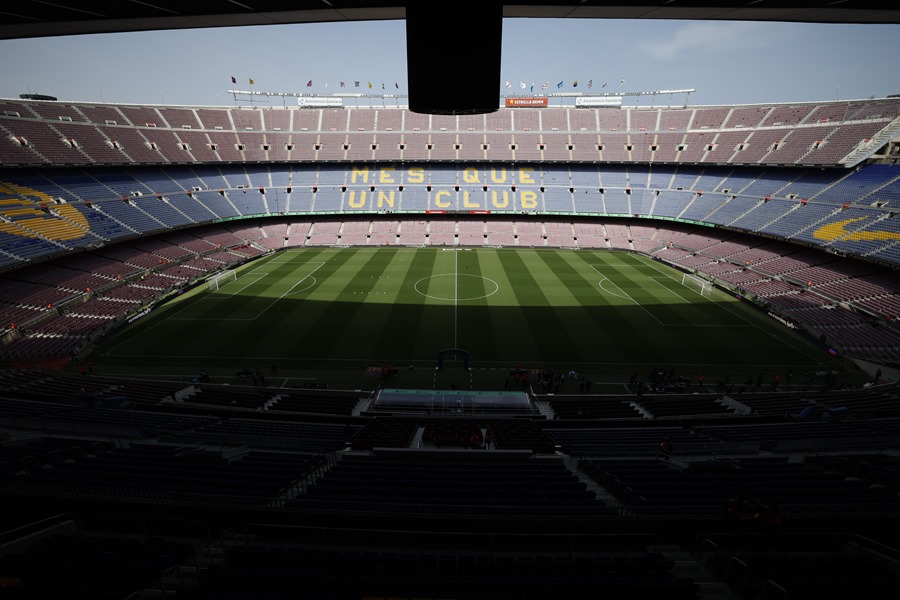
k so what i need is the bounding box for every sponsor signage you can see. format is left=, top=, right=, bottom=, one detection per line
left=505, top=97, right=548, bottom=108
left=768, top=311, right=797, bottom=329
left=575, top=96, right=623, bottom=107
left=298, top=97, right=344, bottom=108
left=127, top=306, right=153, bottom=324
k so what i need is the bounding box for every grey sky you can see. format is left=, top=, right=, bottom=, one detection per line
left=0, top=18, right=897, bottom=108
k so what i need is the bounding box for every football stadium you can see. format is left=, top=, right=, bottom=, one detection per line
left=2, top=3, right=900, bottom=599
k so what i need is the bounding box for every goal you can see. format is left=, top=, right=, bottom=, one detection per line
left=681, top=273, right=714, bottom=297
left=208, top=269, right=237, bottom=291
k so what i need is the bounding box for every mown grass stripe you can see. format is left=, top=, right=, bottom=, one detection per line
left=106, top=249, right=326, bottom=356
left=543, top=249, right=654, bottom=358
left=201, top=247, right=352, bottom=362
left=288, top=247, right=401, bottom=360
left=496, top=249, right=584, bottom=364
left=97, top=247, right=851, bottom=383
left=589, top=253, right=761, bottom=366
left=455, top=249, right=499, bottom=359
left=360, top=246, right=441, bottom=362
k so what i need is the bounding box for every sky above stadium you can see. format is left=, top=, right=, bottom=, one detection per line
left=0, top=17, right=897, bottom=108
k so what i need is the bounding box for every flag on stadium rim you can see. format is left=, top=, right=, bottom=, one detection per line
left=395, top=82, right=399, bottom=89
left=573, top=80, right=579, bottom=87
left=541, top=81, right=549, bottom=90
left=588, top=79, right=592, bottom=88
left=530, top=82, right=534, bottom=92
left=354, top=81, right=360, bottom=87
left=249, top=78, right=254, bottom=85
left=519, top=81, right=526, bottom=89
left=620, top=78, right=625, bottom=85
left=556, top=80, right=563, bottom=89
left=340, top=81, right=346, bottom=88
left=382, top=82, right=385, bottom=89
left=368, top=81, right=373, bottom=89
left=602, top=80, right=608, bottom=88
left=307, top=80, right=313, bottom=87
left=231, top=75, right=236, bottom=84
left=505, top=81, right=511, bottom=88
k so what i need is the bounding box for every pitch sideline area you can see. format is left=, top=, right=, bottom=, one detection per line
left=92, top=247, right=857, bottom=390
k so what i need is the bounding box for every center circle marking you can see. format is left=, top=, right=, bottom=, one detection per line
left=414, top=274, right=500, bottom=301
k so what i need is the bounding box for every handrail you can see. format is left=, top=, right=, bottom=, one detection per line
left=724, top=556, right=750, bottom=595
left=757, top=579, right=788, bottom=600
left=693, top=535, right=719, bottom=564
left=0, top=512, right=75, bottom=547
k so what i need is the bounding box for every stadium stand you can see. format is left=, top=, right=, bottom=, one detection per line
left=3, top=0, right=900, bottom=589
left=3, top=93, right=900, bottom=599
left=2, top=365, right=900, bottom=598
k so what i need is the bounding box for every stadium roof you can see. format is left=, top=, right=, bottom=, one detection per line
left=1, top=1, right=898, bottom=41
left=4, top=1, right=899, bottom=114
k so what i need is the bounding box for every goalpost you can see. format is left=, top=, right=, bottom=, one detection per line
left=681, top=272, right=714, bottom=297
left=208, top=269, right=237, bottom=292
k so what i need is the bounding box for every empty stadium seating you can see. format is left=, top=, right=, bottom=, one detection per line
left=2, top=93, right=900, bottom=600
left=2, top=366, right=900, bottom=599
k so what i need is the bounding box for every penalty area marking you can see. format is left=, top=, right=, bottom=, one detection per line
left=169, top=262, right=324, bottom=321
left=593, top=264, right=750, bottom=328
left=632, top=253, right=825, bottom=362
left=647, top=276, right=693, bottom=303
left=100, top=257, right=300, bottom=352
left=213, top=272, right=267, bottom=297
left=589, top=265, right=665, bottom=326
left=242, top=262, right=326, bottom=321
left=597, top=277, right=632, bottom=302
left=283, top=277, right=317, bottom=297
left=642, top=275, right=747, bottom=328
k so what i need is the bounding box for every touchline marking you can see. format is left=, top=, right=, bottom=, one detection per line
left=100, top=353, right=828, bottom=369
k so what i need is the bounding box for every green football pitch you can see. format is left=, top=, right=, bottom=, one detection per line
left=89, top=247, right=860, bottom=392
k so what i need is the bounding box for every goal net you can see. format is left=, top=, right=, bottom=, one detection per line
left=208, top=269, right=237, bottom=292
left=681, top=273, right=714, bottom=297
